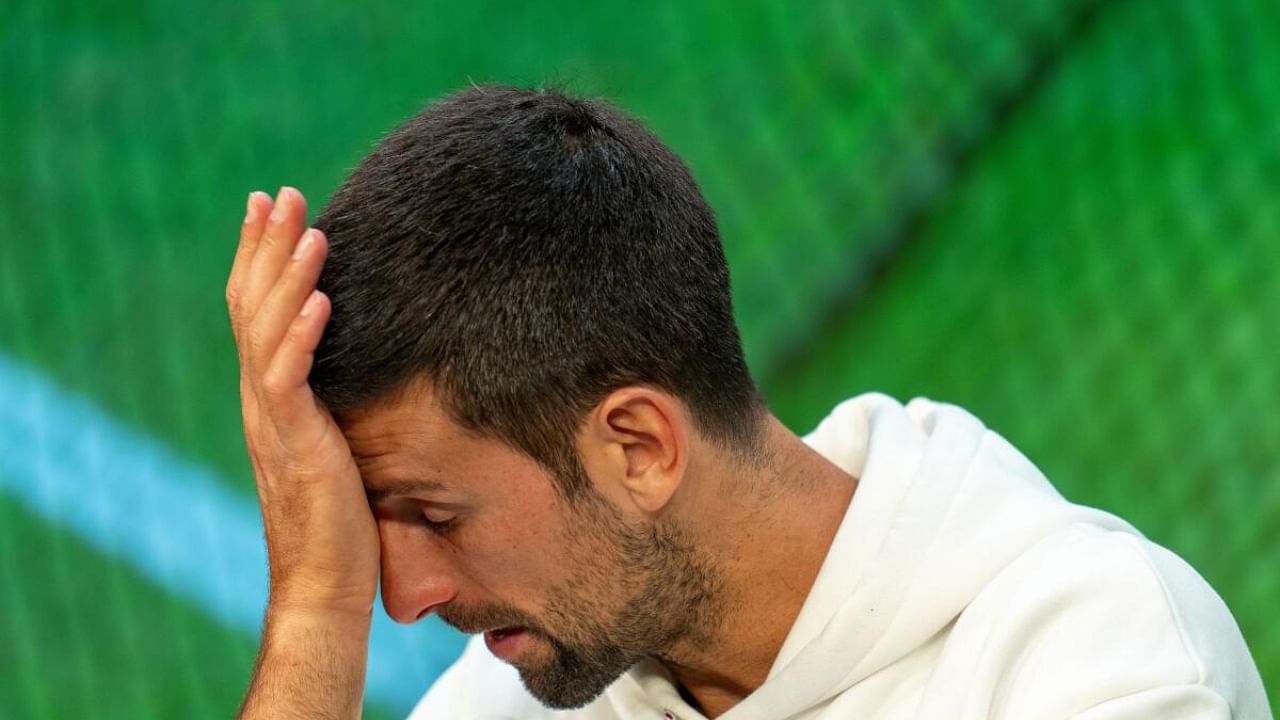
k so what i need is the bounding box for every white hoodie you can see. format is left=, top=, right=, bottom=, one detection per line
left=408, top=394, right=1272, bottom=719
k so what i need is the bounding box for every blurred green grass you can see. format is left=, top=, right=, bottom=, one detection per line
left=1, top=0, right=1275, bottom=715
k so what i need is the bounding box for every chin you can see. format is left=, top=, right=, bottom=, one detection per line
left=513, top=653, right=623, bottom=710
left=519, top=675, right=611, bottom=711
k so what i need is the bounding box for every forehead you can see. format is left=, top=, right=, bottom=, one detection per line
left=335, top=377, right=533, bottom=493
left=337, top=378, right=457, bottom=452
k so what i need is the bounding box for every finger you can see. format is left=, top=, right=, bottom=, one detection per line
left=227, top=191, right=275, bottom=333
left=260, top=290, right=331, bottom=428
left=246, top=228, right=329, bottom=374
left=243, top=186, right=308, bottom=318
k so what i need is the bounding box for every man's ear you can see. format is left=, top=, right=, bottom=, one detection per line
left=577, top=387, right=689, bottom=515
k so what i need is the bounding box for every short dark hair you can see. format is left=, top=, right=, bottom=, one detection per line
left=311, top=85, right=764, bottom=498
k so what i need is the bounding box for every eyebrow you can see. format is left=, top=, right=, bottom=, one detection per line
left=365, top=478, right=451, bottom=504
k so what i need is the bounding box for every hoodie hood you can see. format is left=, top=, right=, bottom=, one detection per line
left=706, top=393, right=1137, bottom=720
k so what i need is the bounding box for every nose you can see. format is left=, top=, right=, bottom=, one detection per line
left=378, top=521, right=460, bottom=624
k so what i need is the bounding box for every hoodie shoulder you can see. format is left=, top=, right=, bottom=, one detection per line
left=921, top=523, right=1270, bottom=719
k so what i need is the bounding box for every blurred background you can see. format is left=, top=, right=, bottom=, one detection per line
left=1, top=0, right=1277, bottom=716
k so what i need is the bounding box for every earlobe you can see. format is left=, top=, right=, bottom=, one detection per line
left=584, top=387, right=688, bottom=515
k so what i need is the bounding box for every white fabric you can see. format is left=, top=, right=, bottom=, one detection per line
left=408, top=394, right=1272, bottom=719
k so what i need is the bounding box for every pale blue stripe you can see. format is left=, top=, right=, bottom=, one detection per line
left=0, top=352, right=466, bottom=715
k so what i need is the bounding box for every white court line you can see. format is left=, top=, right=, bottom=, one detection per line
left=0, top=351, right=466, bottom=714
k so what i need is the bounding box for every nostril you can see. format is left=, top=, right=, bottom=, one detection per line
left=415, top=594, right=454, bottom=622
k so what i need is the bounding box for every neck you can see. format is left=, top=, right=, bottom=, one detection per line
left=661, top=415, right=858, bottom=718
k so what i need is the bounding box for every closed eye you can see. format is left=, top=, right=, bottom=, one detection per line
left=420, top=507, right=459, bottom=535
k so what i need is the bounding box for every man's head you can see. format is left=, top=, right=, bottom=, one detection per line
left=311, top=85, right=764, bottom=494
left=341, top=377, right=731, bottom=708
left=309, top=85, right=764, bottom=707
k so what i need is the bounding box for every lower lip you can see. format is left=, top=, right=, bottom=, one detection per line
left=484, top=627, right=529, bottom=661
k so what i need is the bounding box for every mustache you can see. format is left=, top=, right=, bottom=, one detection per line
left=436, top=601, right=544, bottom=636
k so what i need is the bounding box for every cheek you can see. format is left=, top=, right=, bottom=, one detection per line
left=464, top=497, right=574, bottom=595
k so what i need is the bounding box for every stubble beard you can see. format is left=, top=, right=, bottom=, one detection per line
left=514, top=490, right=726, bottom=709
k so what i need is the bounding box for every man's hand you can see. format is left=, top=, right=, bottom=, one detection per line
left=227, top=187, right=378, bottom=719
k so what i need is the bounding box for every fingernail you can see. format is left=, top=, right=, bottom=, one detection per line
left=301, top=291, right=321, bottom=317
left=245, top=193, right=257, bottom=223
left=293, top=230, right=315, bottom=260
left=269, top=187, right=290, bottom=222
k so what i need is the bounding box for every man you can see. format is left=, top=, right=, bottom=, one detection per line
left=226, top=86, right=1271, bottom=719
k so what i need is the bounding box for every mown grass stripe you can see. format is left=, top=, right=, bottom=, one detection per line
left=0, top=351, right=465, bottom=713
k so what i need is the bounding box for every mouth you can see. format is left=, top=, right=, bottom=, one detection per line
left=483, top=626, right=529, bottom=661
